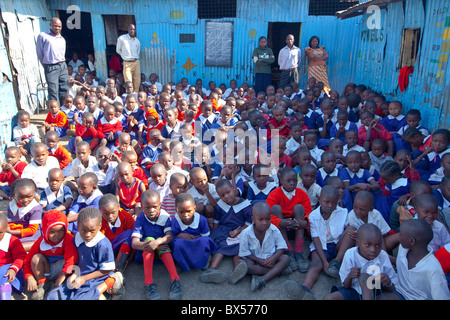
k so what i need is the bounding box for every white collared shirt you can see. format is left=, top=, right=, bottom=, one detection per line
left=309, top=206, right=349, bottom=251
left=70, top=156, right=98, bottom=179
left=278, top=45, right=301, bottom=70
left=174, top=212, right=210, bottom=237
left=8, top=199, right=41, bottom=223
left=281, top=187, right=296, bottom=200
left=116, top=33, right=140, bottom=60
left=239, top=223, right=287, bottom=260
left=346, top=209, right=391, bottom=235
left=21, top=156, right=60, bottom=189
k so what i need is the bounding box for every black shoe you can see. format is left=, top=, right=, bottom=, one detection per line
left=169, top=279, right=182, bottom=300
left=144, top=283, right=161, bottom=300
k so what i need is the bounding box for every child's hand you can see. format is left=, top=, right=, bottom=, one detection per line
left=70, top=274, right=86, bottom=289
left=229, top=228, right=241, bottom=238
left=348, top=229, right=358, bottom=241
left=397, top=194, right=410, bottom=206
left=26, top=276, right=38, bottom=292
left=5, top=268, right=17, bottom=283
left=349, top=267, right=360, bottom=280
left=108, top=131, right=114, bottom=140
left=2, top=163, right=11, bottom=171
left=379, top=273, right=392, bottom=287
left=262, top=256, right=276, bottom=268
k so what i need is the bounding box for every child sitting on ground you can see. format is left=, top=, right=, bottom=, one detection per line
left=315, top=151, right=339, bottom=188
left=368, top=138, right=394, bottom=172
left=67, top=172, right=103, bottom=234
left=246, top=164, right=277, bottom=205
left=330, top=110, right=358, bottom=144
left=383, top=219, right=450, bottom=300
left=324, top=223, right=397, bottom=300
left=171, top=193, right=217, bottom=272
left=0, top=213, right=27, bottom=300
left=161, top=173, right=188, bottom=219
left=23, top=210, right=78, bottom=300
left=39, top=168, right=73, bottom=214
left=131, top=190, right=182, bottom=300
left=47, top=207, right=123, bottom=300
left=86, top=147, right=119, bottom=194
left=116, top=162, right=146, bottom=218
left=12, top=110, right=41, bottom=156
left=237, top=202, right=290, bottom=292
left=97, top=105, right=123, bottom=151
left=45, top=131, right=72, bottom=173
left=358, top=110, right=394, bottom=156
left=69, top=141, right=98, bottom=189
left=0, top=147, right=27, bottom=200
left=148, top=163, right=170, bottom=201
left=99, top=194, right=135, bottom=273
left=67, top=112, right=100, bottom=155
left=41, top=100, right=69, bottom=139
left=266, top=167, right=312, bottom=272
left=200, top=179, right=253, bottom=285
left=297, top=164, right=321, bottom=210
left=343, top=130, right=365, bottom=156
left=303, top=131, right=324, bottom=168
left=7, top=179, right=43, bottom=252
left=284, top=185, right=354, bottom=300
left=326, top=176, right=353, bottom=213
left=121, top=150, right=148, bottom=189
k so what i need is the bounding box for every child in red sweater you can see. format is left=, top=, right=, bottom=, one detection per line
left=0, top=147, right=27, bottom=199
left=42, top=100, right=69, bottom=138
left=116, top=162, right=146, bottom=219
left=266, top=167, right=312, bottom=273
left=98, top=105, right=123, bottom=151
left=45, top=131, right=72, bottom=171
left=67, top=112, right=100, bottom=155
left=23, top=210, right=78, bottom=300
left=266, top=105, right=290, bottom=140
left=0, top=213, right=27, bottom=300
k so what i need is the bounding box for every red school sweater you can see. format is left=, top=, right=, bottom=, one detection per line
left=0, top=161, right=27, bottom=185
left=265, top=187, right=313, bottom=228
left=0, top=233, right=27, bottom=275
left=45, top=111, right=69, bottom=128
left=96, top=117, right=123, bottom=139
left=48, top=145, right=72, bottom=169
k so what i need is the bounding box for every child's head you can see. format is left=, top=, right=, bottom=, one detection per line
left=125, top=94, right=137, bottom=111
left=337, top=96, right=348, bottom=111
left=150, top=163, right=167, bottom=187
left=175, top=193, right=196, bottom=225
left=271, top=105, right=285, bottom=124
left=394, top=149, right=411, bottom=171
left=410, top=180, right=432, bottom=203
left=215, top=178, right=237, bottom=205
left=44, top=131, right=60, bottom=152
left=321, top=151, right=337, bottom=173
left=300, top=163, right=317, bottom=189
left=75, top=141, right=91, bottom=162
left=103, top=104, right=115, bottom=122
left=251, top=202, right=271, bottom=232
left=11, top=178, right=36, bottom=207
left=141, top=190, right=161, bottom=221
left=320, top=98, right=334, bottom=118
left=303, top=131, right=318, bottom=150
left=360, top=151, right=372, bottom=170
left=294, top=98, right=310, bottom=114
left=414, top=193, right=439, bottom=227
left=380, top=101, right=390, bottom=117
left=356, top=223, right=383, bottom=261
left=48, top=168, right=64, bottom=192
left=42, top=210, right=68, bottom=245
left=360, top=110, right=375, bottom=127
left=48, top=100, right=60, bottom=115
left=440, top=175, right=450, bottom=201
left=279, top=167, right=298, bottom=192
left=431, top=129, right=450, bottom=154
left=169, top=173, right=188, bottom=198
left=364, top=100, right=377, bottom=116
left=201, top=100, right=213, bottom=118
left=118, top=132, right=131, bottom=151
left=31, top=142, right=49, bottom=166
left=379, top=160, right=401, bottom=185
left=77, top=207, right=102, bottom=243
left=252, top=163, right=269, bottom=186
left=190, top=167, right=209, bottom=191
left=148, top=129, right=162, bottom=147
left=296, top=147, right=312, bottom=167
left=117, top=162, right=134, bottom=186
left=329, top=138, right=344, bottom=156
left=353, top=190, right=374, bottom=222
left=388, top=101, right=402, bottom=118
left=17, top=110, right=31, bottom=128
left=319, top=185, right=339, bottom=215
left=4, top=147, right=21, bottom=166
left=247, top=109, right=263, bottom=129
left=326, top=176, right=346, bottom=200
left=158, top=151, right=174, bottom=171
left=344, top=130, right=358, bottom=149
left=399, top=218, right=433, bottom=250
left=402, top=127, right=425, bottom=147
left=81, top=112, right=95, bottom=128
left=346, top=150, right=362, bottom=173
left=169, top=140, right=184, bottom=162
left=289, top=121, right=303, bottom=142
left=371, top=138, right=386, bottom=157
left=114, top=102, right=124, bottom=117
left=77, top=172, right=98, bottom=198
left=99, top=193, right=121, bottom=225
left=220, top=105, right=233, bottom=124
left=405, top=109, right=421, bottom=128
left=164, top=107, right=178, bottom=126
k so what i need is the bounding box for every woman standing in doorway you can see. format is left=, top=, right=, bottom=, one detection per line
left=305, top=36, right=330, bottom=95
left=252, top=36, right=275, bottom=95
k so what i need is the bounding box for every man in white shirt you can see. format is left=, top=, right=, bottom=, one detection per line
left=116, top=24, right=141, bottom=96
left=278, top=34, right=301, bottom=91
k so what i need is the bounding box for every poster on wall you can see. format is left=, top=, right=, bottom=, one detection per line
left=205, top=21, right=234, bottom=67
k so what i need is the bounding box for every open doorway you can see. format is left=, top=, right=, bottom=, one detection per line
left=267, top=22, right=301, bottom=88
left=57, top=10, right=94, bottom=65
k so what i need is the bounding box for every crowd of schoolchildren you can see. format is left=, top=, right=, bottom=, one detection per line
left=0, top=62, right=449, bottom=301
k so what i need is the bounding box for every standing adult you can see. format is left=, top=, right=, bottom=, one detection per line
left=305, top=36, right=331, bottom=94
left=277, top=34, right=301, bottom=91
left=116, top=24, right=141, bottom=95
left=36, top=17, right=70, bottom=105
left=252, top=36, right=275, bottom=94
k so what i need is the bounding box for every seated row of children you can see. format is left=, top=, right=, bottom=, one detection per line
left=1, top=75, right=449, bottom=301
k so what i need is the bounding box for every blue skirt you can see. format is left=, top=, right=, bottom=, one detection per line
left=0, top=264, right=24, bottom=294
left=46, top=272, right=112, bottom=300
left=172, top=236, right=217, bottom=271
left=210, top=225, right=240, bottom=256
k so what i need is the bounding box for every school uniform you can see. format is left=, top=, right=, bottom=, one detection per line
left=142, top=144, right=162, bottom=172
left=297, top=181, right=321, bottom=210
left=375, top=177, right=410, bottom=224
left=67, top=123, right=100, bottom=153
left=21, top=156, right=60, bottom=192
left=265, top=118, right=290, bottom=139
left=131, top=209, right=172, bottom=242
left=0, top=233, right=26, bottom=294
left=417, top=148, right=450, bottom=181
left=47, top=231, right=115, bottom=300
left=285, top=137, right=302, bottom=157
left=346, top=209, right=391, bottom=235
left=48, top=144, right=72, bottom=170
left=308, top=146, right=325, bottom=167
left=122, top=106, right=145, bottom=141
left=333, top=247, right=397, bottom=299
left=358, top=124, right=392, bottom=146
left=148, top=178, right=170, bottom=201
left=338, top=168, right=375, bottom=187
left=210, top=199, right=253, bottom=256
left=330, top=121, right=358, bottom=143
left=187, top=183, right=220, bottom=206
left=302, top=109, right=321, bottom=131
left=316, top=167, right=339, bottom=188
left=61, top=105, right=76, bottom=125
left=161, top=121, right=182, bottom=140
left=45, top=111, right=69, bottom=137
left=316, top=114, right=335, bottom=140
left=70, top=155, right=98, bottom=180
left=117, top=178, right=144, bottom=211
left=12, top=124, right=41, bottom=151
left=86, top=161, right=118, bottom=194
left=0, top=161, right=27, bottom=197
left=395, top=245, right=450, bottom=300
left=246, top=181, right=277, bottom=205
left=412, top=215, right=450, bottom=254
left=195, top=113, right=220, bottom=145
left=380, top=114, right=407, bottom=133
left=97, top=116, right=123, bottom=149
left=68, top=189, right=103, bottom=234
left=308, top=206, right=348, bottom=260
left=39, top=185, right=73, bottom=213
left=369, top=152, right=394, bottom=172
left=239, top=222, right=288, bottom=260
left=171, top=212, right=217, bottom=271
left=342, top=144, right=365, bottom=156
left=7, top=199, right=43, bottom=244
left=101, top=208, right=135, bottom=252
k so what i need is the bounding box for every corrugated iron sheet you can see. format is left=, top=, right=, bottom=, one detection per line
left=46, top=0, right=135, bottom=15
